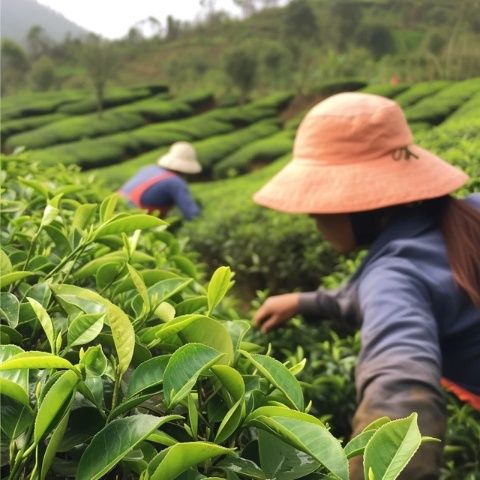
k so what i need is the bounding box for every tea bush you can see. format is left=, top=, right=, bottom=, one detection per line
left=0, top=154, right=425, bottom=480
left=404, top=77, right=480, bottom=124
left=394, top=80, right=451, bottom=107
left=6, top=97, right=193, bottom=151
left=196, top=120, right=281, bottom=173
left=1, top=114, right=67, bottom=141
left=213, top=130, right=295, bottom=178
left=1, top=90, right=85, bottom=121
left=360, top=84, right=409, bottom=98
left=56, top=86, right=165, bottom=115
left=445, top=90, right=480, bottom=122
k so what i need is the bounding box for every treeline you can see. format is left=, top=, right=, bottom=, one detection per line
left=2, top=0, right=479, bottom=100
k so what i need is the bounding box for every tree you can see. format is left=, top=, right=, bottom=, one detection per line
left=80, top=34, right=118, bottom=116
left=233, top=0, right=257, bottom=17
left=29, top=55, right=56, bottom=91
left=166, top=15, right=182, bottom=40
left=26, top=25, right=52, bottom=59
left=330, top=1, right=363, bottom=51
left=283, top=0, right=319, bottom=57
left=1, top=39, right=29, bottom=95
left=223, top=45, right=257, bottom=101
left=355, top=23, right=396, bottom=60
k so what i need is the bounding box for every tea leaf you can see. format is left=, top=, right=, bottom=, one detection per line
left=34, top=369, right=79, bottom=443
left=363, top=413, right=422, bottom=480
left=99, top=194, right=119, bottom=222
left=251, top=416, right=348, bottom=480
left=40, top=398, right=72, bottom=480
left=0, top=292, right=20, bottom=328
left=0, top=271, right=37, bottom=289
left=127, top=264, right=150, bottom=313
left=126, top=354, right=170, bottom=398
left=163, top=343, right=224, bottom=407
left=72, top=203, right=97, bottom=231
left=27, top=297, right=55, bottom=353
left=77, top=414, right=176, bottom=480
left=0, top=248, right=12, bottom=274
left=207, top=266, right=234, bottom=315
left=182, top=316, right=234, bottom=364
left=240, top=351, right=304, bottom=411
left=149, top=442, right=234, bottom=480
left=52, top=285, right=134, bottom=374
left=0, top=351, right=75, bottom=371
left=93, top=214, right=166, bottom=239
left=67, top=313, right=105, bottom=347
left=0, top=378, right=31, bottom=407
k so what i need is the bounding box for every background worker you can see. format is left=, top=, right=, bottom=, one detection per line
left=118, top=141, right=202, bottom=220
left=253, top=92, right=480, bottom=479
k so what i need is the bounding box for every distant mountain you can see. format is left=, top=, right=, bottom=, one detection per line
left=0, top=0, right=89, bottom=44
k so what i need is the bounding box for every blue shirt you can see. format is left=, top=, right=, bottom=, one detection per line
left=120, top=165, right=200, bottom=220
left=300, top=194, right=480, bottom=397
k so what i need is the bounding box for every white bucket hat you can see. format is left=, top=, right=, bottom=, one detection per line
left=157, top=142, right=202, bottom=174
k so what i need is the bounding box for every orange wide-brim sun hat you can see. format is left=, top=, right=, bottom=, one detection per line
left=253, top=93, right=469, bottom=214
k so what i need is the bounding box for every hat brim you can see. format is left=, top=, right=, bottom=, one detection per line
left=253, top=145, right=469, bottom=214
left=158, top=153, right=202, bottom=174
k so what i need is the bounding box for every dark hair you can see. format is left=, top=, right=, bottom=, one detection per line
left=350, top=196, right=480, bottom=307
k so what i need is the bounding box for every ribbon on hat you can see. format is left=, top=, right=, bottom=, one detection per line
left=392, top=146, right=419, bottom=161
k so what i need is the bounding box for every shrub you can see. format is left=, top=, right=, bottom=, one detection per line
left=313, top=79, right=367, bottom=96
left=6, top=97, right=193, bottom=151
left=56, top=86, right=153, bottom=115
left=360, top=84, right=410, bottom=98
left=445, top=90, right=480, bottom=122
left=394, top=80, right=451, bottom=107
left=6, top=111, right=146, bottom=151
left=214, top=130, right=294, bottom=178
left=195, top=120, right=280, bottom=173
left=404, top=78, right=480, bottom=124
left=0, top=113, right=66, bottom=140
left=1, top=90, right=84, bottom=121
left=0, top=153, right=424, bottom=480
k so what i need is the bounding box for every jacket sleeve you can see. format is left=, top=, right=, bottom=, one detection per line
left=298, top=283, right=360, bottom=326
left=350, top=258, right=446, bottom=479
left=172, top=181, right=201, bottom=220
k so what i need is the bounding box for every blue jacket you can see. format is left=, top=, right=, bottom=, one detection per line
left=299, top=194, right=480, bottom=465
left=120, top=166, right=200, bottom=220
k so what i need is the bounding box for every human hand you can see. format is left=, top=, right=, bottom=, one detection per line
left=253, top=293, right=300, bottom=333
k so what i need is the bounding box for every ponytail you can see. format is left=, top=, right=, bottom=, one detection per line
left=440, top=196, right=480, bottom=308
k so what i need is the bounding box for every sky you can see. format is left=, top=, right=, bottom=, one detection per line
left=37, top=0, right=242, bottom=39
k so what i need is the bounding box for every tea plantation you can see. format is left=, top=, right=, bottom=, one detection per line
left=1, top=78, right=479, bottom=479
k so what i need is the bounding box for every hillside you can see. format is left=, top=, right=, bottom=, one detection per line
left=0, top=0, right=88, bottom=44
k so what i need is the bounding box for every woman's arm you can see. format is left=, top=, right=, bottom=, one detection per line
left=351, top=259, right=446, bottom=479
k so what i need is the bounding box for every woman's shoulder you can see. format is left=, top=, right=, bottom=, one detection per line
left=464, top=193, right=480, bottom=210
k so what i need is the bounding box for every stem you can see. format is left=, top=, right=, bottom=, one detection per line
left=23, top=231, right=39, bottom=272
left=110, top=368, right=122, bottom=415
left=44, top=242, right=87, bottom=280
left=9, top=423, right=34, bottom=480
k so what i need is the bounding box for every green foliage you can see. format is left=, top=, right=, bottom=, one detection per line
left=29, top=55, right=56, bottom=92
left=1, top=113, right=67, bottom=140
left=0, top=153, right=424, bottom=480
left=196, top=120, right=280, bottom=173
left=314, top=79, right=368, bottom=96
left=223, top=44, right=258, bottom=101
left=360, top=84, right=410, bottom=98
left=6, top=97, right=193, bottom=152
left=355, top=23, right=396, bottom=60
left=56, top=86, right=160, bottom=115
left=394, top=80, right=451, bottom=107
left=405, top=77, right=480, bottom=124
left=214, top=130, right=294, bottom=178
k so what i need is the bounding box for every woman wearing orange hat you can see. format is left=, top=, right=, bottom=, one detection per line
left=253, top=93, right=480, bottom=479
